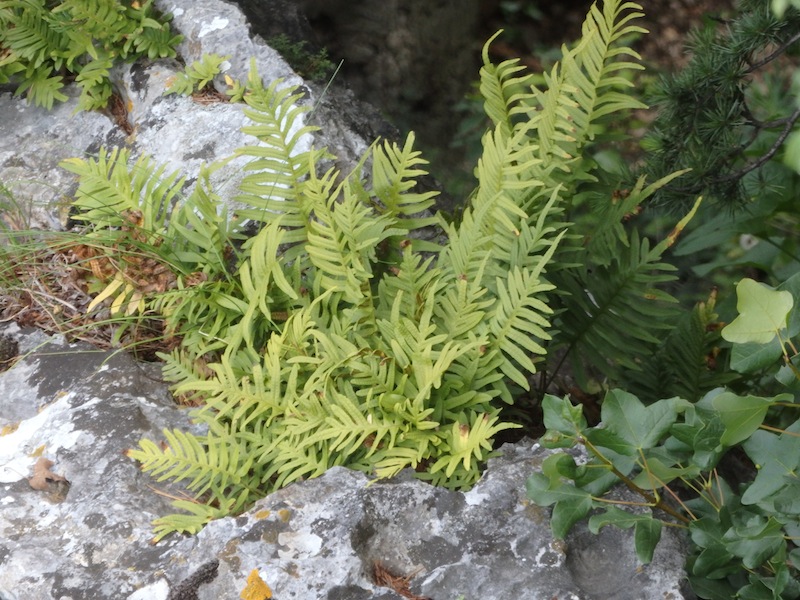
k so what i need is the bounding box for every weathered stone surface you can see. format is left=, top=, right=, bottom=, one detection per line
left=0, top=0, right=378, bottom=231
left=0, top=324, right=693, bottom=600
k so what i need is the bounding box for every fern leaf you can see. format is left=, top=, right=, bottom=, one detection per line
left=12, top=65, right=67, bottom=109
left=429, top=411, right=518, bottom=480
left=624, top=290, right=737, bottom=402
left=305, top=167, right=400, bottom=305
left=479, top=29, right=535, bottom=136
left=551, top=229, right=679, bottom=387
left=233, top=60, right=322, bottom=231
left=488, top=267, right=555, bottom=390
left=128, top=427, right=262, bottom=521
left=369, top=132, right=439, bottom=233
left=61, top=148, right=185, bottom=233
left=1, top=2, right=65, bottom=69
left=151, top=498, right=236, bottom=543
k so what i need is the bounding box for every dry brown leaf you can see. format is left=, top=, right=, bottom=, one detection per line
left=28, top=457, right=69, bottom=490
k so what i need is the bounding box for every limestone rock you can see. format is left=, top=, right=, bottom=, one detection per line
left=0, top=323, right=693, bottom=600
left=0, top=0, right=376, bottom=231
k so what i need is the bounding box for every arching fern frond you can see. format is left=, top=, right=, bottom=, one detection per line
left=479, top=29, right=535, bottom=136
left=368, top=133, right=439, bottom=236
left=233, top=59, right=325, bottom=235
left=62, top=147, right=185, bottom=233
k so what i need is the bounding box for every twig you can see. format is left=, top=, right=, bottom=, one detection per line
left=745, top=31, right=800, bottom=74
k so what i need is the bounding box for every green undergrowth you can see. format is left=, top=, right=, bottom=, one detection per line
left=529, top=276, right=800, bottom=599
left=4, top=2, right=800, bottom=597
left=2, top=0, right=704, bottom=541
left=0, top=0, right=182, bottom=110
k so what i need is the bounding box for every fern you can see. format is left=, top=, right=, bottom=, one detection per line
left=62, top=147, right=185, bottom=233
left=42, top=0, right=703, bottom=541
left=0, top=0, right=181, bottom=109
left=233, top=61, right=322, bottom=239
left=623, top=290, right=738, bottom=401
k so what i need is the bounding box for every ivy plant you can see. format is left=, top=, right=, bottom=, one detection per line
left=529, top=276, right=800, bottom=599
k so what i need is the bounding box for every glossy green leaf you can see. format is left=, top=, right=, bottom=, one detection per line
left=723, top=517, right=784, bottom=570
left=631, top=457, right=697, bottom=490
left=601, top=389, right=680, bottom=451
left=741, top=418, right=800, bottom=507
left=550, top=494, right=594, bottom=539
left=585, top=427, right=636, bottom=455
left=712, top=392, right=775, bottom=447
left=721, top=278, right=793, bottom=345
left=729, top=339, right=783, bottom=374
left=588, top=506, right=646, bottom=532
left=687, top=575, right=738, bottom=600
left=589, top=506, right=662, bottom=565
left=634, top=518, right=662, bottom=564
left=526, top=463, right=594, bottom=539
left=692, top=544, right=737, bottom=579
left=542, top=394, right=587, bottom=435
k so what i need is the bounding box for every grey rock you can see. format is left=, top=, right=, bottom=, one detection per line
left=0, top=324, right=693, bottom=600
left=0, top=0, right=377, bottom=231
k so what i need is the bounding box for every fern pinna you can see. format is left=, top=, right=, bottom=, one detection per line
left=93, top=0, right=697, bottom=539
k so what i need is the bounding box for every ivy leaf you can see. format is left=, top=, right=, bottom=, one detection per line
left=587, top=506, right=662, bottom=564
left=690, top=517, right=737, bottom=579
left=721, top=278, right=793, bottom=345
left=634, top=518, right=662, bottom=564
left=542, top=394, right=586, bottom=434
left=526, top=455, right=594, bottom=539
left=741, top=418, right=800, bottom=508
left=723, top=517, right=785, bottom=570
left=540, top=394, right=585, bottom=448
left=631, top=457, right=698, bottom=490
left=601, top=389, right=680, bottom=451
left=588, top=505, right=644, bottom=532
left=712, top=392, right=777, bottom=447
left=585, top=427, right=635, bottom=456
left=729, top=339, right=783, bottom=374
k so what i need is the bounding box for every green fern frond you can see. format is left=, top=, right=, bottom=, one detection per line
left=128, top=427, right=260, bottom=504
left=61, top=148, right=185, bottom=233
left=368, top=132, right=439, bottom=235
left=75, top=57, right=114, bottom=111
left=428, top=411, right=518, bottom=483
left=0, top=1, right=65, bottom=69
left=233, top=60, right=323, bottom=229
left=488, top=267, right=556, bottom=390
left=479, top=29, right=535, bottom=136
left=129, top=20, right=182, bottom=60
left=525, top=0, right=647, bottom=162
left=304, top=167, right=400, bottom=304
left=377, top=246, right=439, bottom=323
left=51, top=0, right=127, bottom=41
left=623, top=291, right=737, bottom=402
left=151, top=498, right=236, bottom=543
left=12, top=65, right=68, bottom=109
left=551, top=229, right=680, bottom=387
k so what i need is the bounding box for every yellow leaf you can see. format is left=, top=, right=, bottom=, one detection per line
left=240, top=568, right=271, bottom=600
left=87, top=275, right=125, bottom=313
